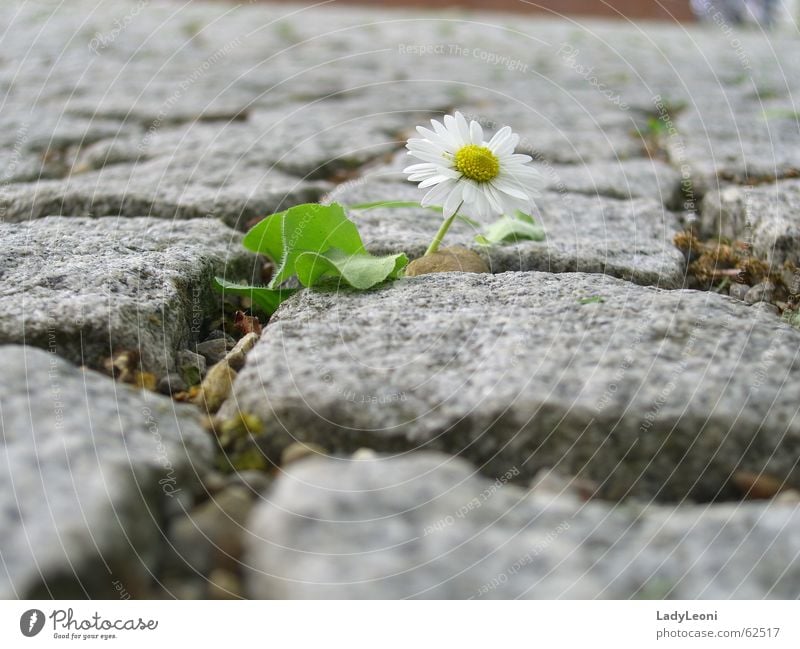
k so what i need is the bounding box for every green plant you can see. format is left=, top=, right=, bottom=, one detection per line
left=474, top=212, right=545, bottom=246
left=578, top=295, right=605, bottom=304
left=214, top=203, right=407, bottom=315
left=782, top=309, right=800, bottom=329
left=215, top=112, right=550, bottom=318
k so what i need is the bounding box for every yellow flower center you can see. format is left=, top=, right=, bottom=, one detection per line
left=453, top=145, right=500, bottom=183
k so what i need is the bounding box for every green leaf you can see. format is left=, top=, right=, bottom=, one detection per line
left=578, top=296, right=605, bottom=304
left=475, top=212, right=545, bottom=246
left=295, top=248, right=408, bottom=290
left=242, top=203, right=366, bottom=289
left=213, top=277, right=296, bottom=316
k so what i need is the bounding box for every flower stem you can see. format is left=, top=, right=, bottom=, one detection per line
left=425, top=203, right=462, bottom=256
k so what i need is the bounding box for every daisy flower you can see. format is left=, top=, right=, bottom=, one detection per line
left=404, top=111, right=542, bottom=222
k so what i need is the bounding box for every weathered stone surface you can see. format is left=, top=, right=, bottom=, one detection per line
left=195, top=338, right=231, bottom=365
left=177, top=349, right=207, bottom=386
left=332, top=180, right=685, bottom=288
left=0, top=217, right=254, bottom=374
left=745, top=281, right=777, bottom=306
left=169, top=486, right=255, bottom=579
left=543, top=159, right=683, bottom=204
left=4, top=0, right=800, bottom=602
left=728, top=282, right=750, bottom=301
left=453, top=97, right=647, bottom=165
left=0, top=345, right=213, bottom=598
left=700, top=181, right=800, bottom=267
left=222, top=272, right=800, bottom=502
left=245, top=453, right=800, bottom=599
left=672, top=105, right=800, bottom=191
left=158, top=373, right=188, bottom=396
left=0, top=156, right=331, bottom=229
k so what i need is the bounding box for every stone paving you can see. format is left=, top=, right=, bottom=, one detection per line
left=1, top=0, right=799, bottom=599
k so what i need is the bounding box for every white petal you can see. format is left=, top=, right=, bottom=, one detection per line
left=414, top=126, right=454, bottom=152
left=469, top=119, right=483, bottom=145
left=408, top=137, right=447, bottom=156
left=408, top=171, right=441, bottom=182
left=505, top=153, right=534, bottom=164
left=421, top=179, right=456, bottom=208
left=462, top=180, right=478, bottom=205
left=502, top=160, right=542, bottom=178
left=437, top=167, right=461, bottom=178
left=503, top=169, right=543, bottom=194
left=484, top=184, right=506, bottom=215
left=418, top=173, right=457, bottom=188
left=474, top=192, right=494, bottom=219
left=409, top=145, right=447, bottom=160
left=492, top=178, right=531, bottom=201
left=443, top=114, right=465, bottom=146
left=407, top=149, right=451, bottom=165
left=408, top=165, right=459, bottom=182
left=432, top=119, right=460, bottom=149
left=407, top=174, right=434, bottom=182
left=502, top=161, right=539, bottom=175
left=498, top=133, right=520, bottom=155
left=454, top=112, right=471, bottom=145
left=443, top=183, right=464, bottom=217
left=407, top=136, right=438, bottom=149
left=488, top=126, right=512, bottom=150
left=427, top=116, right=445, bottom=133
left=403, top=162, right=438, bottom=174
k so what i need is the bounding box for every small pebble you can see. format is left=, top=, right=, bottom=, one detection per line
left=158, top=373, right=188, bottom=395
left=728, top=283, right=749, bottom=301
left=176, top=349, right=206, bottom=385
left=224, top=332, right=260, bottom=371
left=405, top=246, right=489, bottom=276
left=169, top=486, right=255, bottom=575
left=195, top=338, right=230, bottom=365
left=194, top=361, right=237, bottom=413
left=744, top=281, right=776, bottom=305
left=774, top=489, right=800, bottom=504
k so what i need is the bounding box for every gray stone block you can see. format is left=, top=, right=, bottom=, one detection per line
left=221, top=272, right=800, bottom=502
left=700, top=181, right=800, bottom=267
left=0, top=217, right=254, bottom=374
left=245, top=452, right=800, bottom=598
left=0, top=345, right=213, bottom=598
